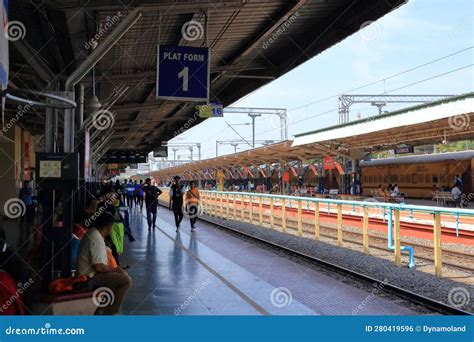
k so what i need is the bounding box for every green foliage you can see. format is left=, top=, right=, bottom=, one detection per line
left=435, top=140, right=474, bottom=153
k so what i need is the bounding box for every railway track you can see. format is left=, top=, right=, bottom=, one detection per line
left=197, top=214, right=472, bottom=315
left=277, top=217, right=474, bottom=274
left=230, top=199, right=474, bottom=240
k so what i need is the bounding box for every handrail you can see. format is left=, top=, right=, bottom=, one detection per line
left=197, top=190, right=474, bottom=217
left=159, top=188, right=472, bottom=277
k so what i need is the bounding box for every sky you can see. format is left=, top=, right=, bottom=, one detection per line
left=165, top=0, right=474, bottom=162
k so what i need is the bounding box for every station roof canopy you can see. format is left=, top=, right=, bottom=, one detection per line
left=150, top=93, right=474, bottom=180
left=293, top=93, right=474, bottom=150
left=150, top=139, right=339, bottom=179
left=8, top=0, right=406, bottom=155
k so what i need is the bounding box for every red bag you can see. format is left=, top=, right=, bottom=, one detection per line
left=73, top=224, right=87, bottom=239
left=0, top=271, right=25, bottom=315
left=48, top=275, right=89, bottom=294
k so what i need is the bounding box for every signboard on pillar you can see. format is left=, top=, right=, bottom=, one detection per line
left=153, top=145, right=168, bottom=158
left=394, top=145, right=414, bottom=155
left=197, top=102, right=223, bottom=118
left=156, top=45, right=210, bottom=101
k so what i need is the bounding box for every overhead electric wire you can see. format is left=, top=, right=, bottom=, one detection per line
left=176, top=47, right=474, bottom=159
left=287, top=46, right=474, bottom=113
left=252, top=63, right=474, bottom=139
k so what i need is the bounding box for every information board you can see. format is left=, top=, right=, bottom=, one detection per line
left=156, top=45, right=210, bottom=101
left=39, top=160, right=61, bottom=178
left=394, top=145, right=414, bottom=154
left=197, top=102, right=223, bottom=118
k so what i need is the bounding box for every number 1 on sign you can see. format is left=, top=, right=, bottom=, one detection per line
left=178, top=67, right=189, bottom=91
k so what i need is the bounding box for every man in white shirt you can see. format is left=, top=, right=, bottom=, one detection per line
left=390, top=184, right=400, bottom=197
left=77, top=212, right=132, bottom=315
left=451, top=185, right=462, bottom=207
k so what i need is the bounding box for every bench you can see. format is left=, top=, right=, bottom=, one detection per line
left=328, top=189, right=339, bottom=199
left=36, top=291, right=97, bottom=315
left=431, top=191, right=456, bottom=206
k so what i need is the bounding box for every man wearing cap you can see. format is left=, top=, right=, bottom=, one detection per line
left=169, top=175, right=184, bottom=231
left=143, top=178, right=162, bottom=230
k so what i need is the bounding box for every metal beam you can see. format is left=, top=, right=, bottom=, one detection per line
left=47, top=1, right=245, bottom=12
left=338, top=94, right=456, bottom=123
left=63, top=7, right=143, bottom=152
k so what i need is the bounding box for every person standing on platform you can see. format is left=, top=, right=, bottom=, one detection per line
left=169, top=176, right=184, bottom=232
left=18, top=180, right=34, bottom=224
left=143, top=178, right=162, bottom=230
left=455, top=175, right=463, bottom=189
left=136, top=179, right=145, bottom=211
left=185, top=181, right=200, bottom=232
left=132, top=180, right=138, bottom=206
left=121, top=180, right=127, bottom=204
left=451, top=184, right=463, bottom=207
left=126, top=180, right=135, bottom=209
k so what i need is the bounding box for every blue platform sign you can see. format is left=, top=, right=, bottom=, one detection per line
left=156, top=45, right=210, bottom=101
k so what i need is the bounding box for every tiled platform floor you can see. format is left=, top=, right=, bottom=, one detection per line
left=121, top=206, right=415, bottom=316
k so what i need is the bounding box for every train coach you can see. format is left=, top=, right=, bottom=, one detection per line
left=360, top=150, right=474, bottom=198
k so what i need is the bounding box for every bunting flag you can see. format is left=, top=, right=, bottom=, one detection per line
left=335, top=162, right=345, bottom=175
left=290, top=166, right=298, bottom=177
left=308, top=164, right=319, bottom=176
left=243, top=166, right=254, bottom=178
left=323, top=156, right=336, bottom=170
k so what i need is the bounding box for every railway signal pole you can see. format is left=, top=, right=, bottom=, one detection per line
left=223, top=107, right=288, bottom=141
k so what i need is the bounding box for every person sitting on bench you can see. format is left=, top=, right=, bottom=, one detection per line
left=77, top=212, right=132, bottom=315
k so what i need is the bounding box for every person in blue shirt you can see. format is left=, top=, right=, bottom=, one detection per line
left=18, top=180, right=34, bottom=224
left=126, top=180, right=135, bottom=208
left=135, top=179, right=145, bottom=211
